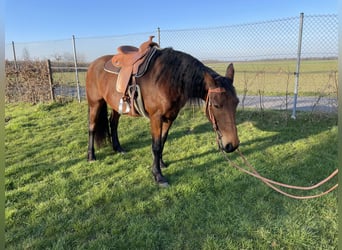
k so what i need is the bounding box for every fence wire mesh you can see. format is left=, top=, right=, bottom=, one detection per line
left=5, top=14, right=338, bottom=113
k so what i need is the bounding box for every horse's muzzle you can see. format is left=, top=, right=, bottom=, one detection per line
left=216, top=130, right=239, bottom=153
left=222, top=142, right=239, bottom=153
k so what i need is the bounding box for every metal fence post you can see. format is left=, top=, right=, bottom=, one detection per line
left=291, top=13, right=304, bottom=119
left=46, top=59, right=55, bottom=101
left=72, top=35, right=81, bottom=103
left=11, top=41, right=19, bottom=85
left=157, top=27, right=161, bottom=47
left=11, top=41, right=18, bottom=70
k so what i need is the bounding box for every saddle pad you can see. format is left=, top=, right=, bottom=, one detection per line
left=104, top=60, right=120, bottom=74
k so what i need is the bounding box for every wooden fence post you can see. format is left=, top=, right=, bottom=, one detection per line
left=46, top=59, right=55, bottom=101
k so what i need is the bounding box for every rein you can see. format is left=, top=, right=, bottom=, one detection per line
left=221, top=149, right=338, bottom=199
left=206, top=88, right=338, bottom=199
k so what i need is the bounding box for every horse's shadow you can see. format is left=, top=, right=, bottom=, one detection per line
left=158, top=109, right=337, bottom=186
left=114, top=109, right=336, bottom=182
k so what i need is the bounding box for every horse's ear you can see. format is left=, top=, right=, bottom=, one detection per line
left=225, top=63, right=234, bottom=81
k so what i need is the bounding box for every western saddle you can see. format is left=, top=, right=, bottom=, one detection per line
left=104, top=36, right=159, bottom=93
left=104, top=36, right=159, bottom=116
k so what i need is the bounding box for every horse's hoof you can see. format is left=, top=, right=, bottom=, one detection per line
left=87, top=156, right=96, bottom=162
left=115, top=148, right=127, bottom=154
left=158, top=181, right=169, bottom=188
left=160, top=160, right=168, bottom=168
left=154, top=175, right=169, bottom=187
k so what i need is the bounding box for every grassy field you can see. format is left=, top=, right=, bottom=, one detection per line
left=53, top=59, right=338, bottom=97
left=206, top=59, right=338, bottom=96
left=5, top=101, right=337, bottom=249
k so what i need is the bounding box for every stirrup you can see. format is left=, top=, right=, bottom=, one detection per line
left=118, top=97, right=130, bottom=114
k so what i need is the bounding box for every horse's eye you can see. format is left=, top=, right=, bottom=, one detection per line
left=213, top=104, right=221, bottom=109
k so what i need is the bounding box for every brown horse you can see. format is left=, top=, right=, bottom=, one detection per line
left=86, top=47, right=239, bottom=186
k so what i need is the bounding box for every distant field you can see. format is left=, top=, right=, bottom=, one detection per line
left=206, top=59, right=338, bottom=96
left=53, top=59, right=338, bottom=96
left=207, top=59, right=338, bottom=73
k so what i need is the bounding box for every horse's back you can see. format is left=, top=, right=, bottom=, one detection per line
left=86, top=55, right=113, bottom=83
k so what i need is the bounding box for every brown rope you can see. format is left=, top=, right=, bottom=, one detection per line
left=221, top=149, right=338, bottom=199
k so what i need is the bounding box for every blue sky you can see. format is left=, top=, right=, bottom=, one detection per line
left=5, top=0, right=337, bottom=43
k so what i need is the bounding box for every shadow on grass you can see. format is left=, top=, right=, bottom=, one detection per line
left=22, top=128, right=336, bottom=248
left=5, top=104, right=337, bottom=249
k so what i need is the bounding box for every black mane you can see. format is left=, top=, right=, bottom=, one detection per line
left=154, top=48, right=208, bottom=99
left=153, top=48, right=236, bottom=100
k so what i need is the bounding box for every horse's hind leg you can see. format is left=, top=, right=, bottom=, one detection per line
left=159, top=120, right=173, bottom=168
left=109, top=110, right=126, bottom=153
left=87, top=103, right=99, bottom=161
left=87, top=99, right=110, bottom=161
left=150, top=115, right=171, bottom=187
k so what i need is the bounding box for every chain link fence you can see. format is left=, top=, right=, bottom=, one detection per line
left=5, top=13, right=338, bottom=113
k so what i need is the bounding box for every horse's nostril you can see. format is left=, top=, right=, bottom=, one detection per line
left=226, top=143, right=233, bottom=152
left=225, top=143, right=238, bottom=153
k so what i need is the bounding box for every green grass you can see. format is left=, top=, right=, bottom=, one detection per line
left=5, top=101, right=337, bottom=249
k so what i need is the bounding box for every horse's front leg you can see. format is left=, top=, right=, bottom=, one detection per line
left=109, top=109, right=126, bottom=153
left=150, top=116, right=169, bottom=187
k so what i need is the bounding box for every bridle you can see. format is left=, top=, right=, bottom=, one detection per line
left=205, top=87, right=226, bottom=147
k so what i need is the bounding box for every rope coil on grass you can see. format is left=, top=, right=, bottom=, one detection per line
left=221, top=149, right=338, bottom=199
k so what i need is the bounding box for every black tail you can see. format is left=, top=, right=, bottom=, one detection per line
left=93, top=102, right=111, bottom=147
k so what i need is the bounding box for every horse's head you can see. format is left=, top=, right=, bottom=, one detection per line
left=205, top=63, right=239, bottom=153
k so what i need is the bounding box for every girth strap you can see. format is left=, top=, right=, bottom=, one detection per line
left=127, top=81, right=148, bottom=118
